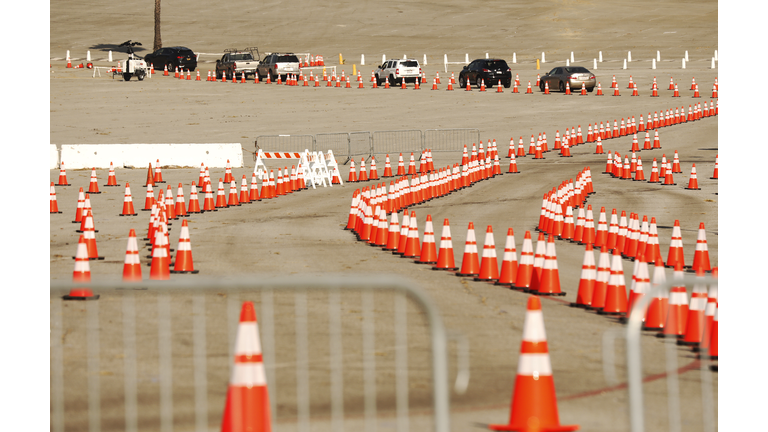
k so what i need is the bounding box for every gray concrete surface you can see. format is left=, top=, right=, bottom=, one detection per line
left=42, top=0, right=730, bottom=430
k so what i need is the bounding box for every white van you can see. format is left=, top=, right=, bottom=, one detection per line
left=375, top=59, right=422, bottom=86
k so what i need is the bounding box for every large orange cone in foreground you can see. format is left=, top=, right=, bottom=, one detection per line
left=489, top=296, right=579, bottom=432
left=221, top=301, right=272, bottom=432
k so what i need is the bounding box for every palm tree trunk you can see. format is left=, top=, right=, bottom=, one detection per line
left=153, top=0, right=162, bottom=52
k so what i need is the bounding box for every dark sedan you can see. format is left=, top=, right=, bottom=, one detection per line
left=458, top=59, right=512, bottom=89
left=539, top=66, right=596, bottom=92
left=144, top=46, right=198, bottom=72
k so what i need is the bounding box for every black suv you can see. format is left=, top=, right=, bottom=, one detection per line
left=458, top=59, right=512, bottom=89
left=144, top=46, right=197, bottom=72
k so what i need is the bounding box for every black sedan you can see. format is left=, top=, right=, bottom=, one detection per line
left=458, top=59, right=512, bottom=89
left=144, top=46, right=198, bottom=72
left=539, top=66, right=596, bottom=92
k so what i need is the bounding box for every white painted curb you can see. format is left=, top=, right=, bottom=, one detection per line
left=53, top=143, right=244, bottom=169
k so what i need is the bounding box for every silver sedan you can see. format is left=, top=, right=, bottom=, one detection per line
left=539, top=66, right=596, bottom=92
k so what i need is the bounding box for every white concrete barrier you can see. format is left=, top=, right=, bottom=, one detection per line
left=55, top=143, right=243, bottom=169
left=50, top=144, right=60, bottom=169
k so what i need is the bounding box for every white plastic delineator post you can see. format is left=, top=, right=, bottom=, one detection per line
left=652, top=59, right=656, bottom=70
left=682, top=58, right=686, bottom=69
left=542, top=52, right=546, bottom=63
left=570, top=52, right=575, bottom=63
left=566, top=59, right=570, bottom=67
left=628, top=51, right=632, bottom=62
left=108, top=51, right=112, bottom=62
left=403, top=54, right=407, bottom=59
left=298, top=150, right=316, bottom=189
left=465, top=53, right=469, bottom=63
left=711, top=57, right=716, bottom=69
left=485, top=53, right=489, bottom=59
left=87, top=51, right=91, bottom=62
left=599, top=51, right=603, bottom=62
left=423, top=54, right=427, bottom=65
left=361, top=54, right=365, bottom=66
left=310, top=151, right=330, bottom=188
left=714, top=50, right=718, bottom=61
left=685, top=50, right=689, bottom=61
left=253, top=149, right=269, bottom=180
left=594, top=58, right=597, bottom=69
left=382, top=54, right=386, bottom=64
left=657, top=51, right=661, bottom=62
left=512, top=53, right=517, bottom=63
left=66, top=50, right=70, bottom=62
left=623, top=59, right=628, bottom=70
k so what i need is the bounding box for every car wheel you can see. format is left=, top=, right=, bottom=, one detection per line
left=459, top=75, right=466, bottom=89
left=503, top=79, right=511, bottom=89
left=123, top=73, right=132, bottom=81
left=540, top=82, right=546, bottom=92
left=270, top=70, right=277, bottom=81
left=476, top=76, right=484, bottom=89
left=166, top=61, right=175, bottom=74
left=137, top=71, right=145, bottom=81
left=389, top=74, right=397, bottom=86
left=559, top=81, right=565, bottom=93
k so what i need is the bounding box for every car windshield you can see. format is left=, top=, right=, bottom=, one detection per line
left=400, top=61, right=419, bottom=67
left=277, top=55, right=299, bottom=62
left=486, top=60, right=508, bottom=70
left=565, top=67, right=590, bottom=74
left=230, top=53, right=253, bottom=61
left=179, top=50, right=195, bottom=57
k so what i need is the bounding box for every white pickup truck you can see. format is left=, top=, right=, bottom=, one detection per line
left=215, top=47, right=260, bottom=80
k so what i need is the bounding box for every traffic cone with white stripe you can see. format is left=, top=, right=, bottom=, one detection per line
left=488, top=296, right=579, bottom=432
left=149, top=223, right=171, bottom=280
left=666, top=220, right=685, bottom=268
left=456, top=222, right=481, bottom=277
left=657, top=262, right=688, bottom=337
left=50, top=183, right=62, bottom=214
left=685, top=164, right=700, bottom=190
left=105, top=162, right=120, bottom=186
left=63, top=235, right=100, bottom=300
left=677, top=272, right=708, bottom=346
left=172, top=219, right=199, bottom=274
left=384, top=211, right=400, bottom=251
left=588, top=245, right=611, bottom=311
left=122, top=229, right=142, bottom=282
left=57, top=161, right=71, bottom=186
left=598, top=249, right=628, bottom=316
left=535, top=235, right=565, bottom=296
left=118, top=183, right=138, bottom=216
left=643, top=256, right=669, bottom=330
left=188, top=182, right=202, bottom=214
left=417, top=215, right=438, bottom=264
left=402, top=211, right=421, bottom=259
left=475, top=226, right=499, bottom=281
left=87, top=168, right=101, bottom=194
left=433, top=219, right=459, bottom=271
left=496, top=228, right=518, bottom=286
left=571, top=243, right=596, bottom=307
left=348, top=159, right=357, bottom=182
left=691, top=222, right=711, bottom=273
left=514, top=231, right=535, bottom=291
left=697, top=268, right=717, bottom=351
left=221, top=301, right=272, bottom=432
left=710, top=155, right=718, bottom=179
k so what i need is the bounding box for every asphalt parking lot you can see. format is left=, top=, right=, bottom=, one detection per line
left=31, top=0, right=743, bottom=430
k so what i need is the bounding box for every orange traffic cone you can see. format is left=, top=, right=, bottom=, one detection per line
left=658, top=262, right=689, bottom=338
left=228, top=180, right=240, bottom=206
left=475, top=226, right=499, bottom=281
left=710, top=154, right=718, bottom=179
left=117, top=182, right=137, bottom=216
left=144, top=162, right=155, bottom=187
left=706, top=304, right=718, bottom=362
left=598, top=249, right=628, bottom=316
left=57, top=161, right=71, bottom=186
left=691, top=222, right=711, bottom=273
left=417, top=215, right=438, bottom=264
left=685, top=164, right=700, bottom=190
left=64, top=235, right=100, bottom=300
left=50, top=182, right=62, bottom=214
left=383, top=211, right=401, bottom=251
left=588, top=245, right=611, bottom=310
left=86, top=168, right=101, bottom=194
left=677, top=273, right=708, bottom=346
left=496, top=228, right=518, bottom=286
left=153, top=159, right=165, bottom=184
left=81, top=210, right=104, bottom=260
left=643, top=256, right=669, bottom=330
left=432, top=218, right=458, bottom=271
left=571, top=243, right=596, bottom=307
left=665, top=220, right=685, bottom=268
left=456, top=222, right=481, bottom=277
left=221, top=301, right=272, bottom=432
left=149, top=223, right=171, bottom=280
left=216, top=179, right=228, bottom=208
left=535, top=235, right=565, bottom=296
left=358, top=158, right=369, bottom=182
left=513, top=231, right=534, bottom=290
left=172, top=219, right=199, bottom=274
left=488, top=296, right=579, bottom=432
left=122, top=229, right=142, bottom=282
left=697, top=268, right=718, bottom=352
left=187, top=182, right=202, bottom=214
left=402, top=211, right=421, bottom=259
left=104, top=162, right=119, bottom=186
left=393, top=210, right=410, bottom=255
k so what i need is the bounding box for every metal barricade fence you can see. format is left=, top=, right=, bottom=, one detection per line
left=255, top=135, right=316, bottom=154
left=424, top=129, right=480, bottom=154
left=602, top=274, right=718, bottom=432
left=371, top=130, right=423, bottom=159
left=315, top=133, right=352, bottom=164
left=350, top=132, right=373, bottom=162
left=50, top=275, right=466, bottom=432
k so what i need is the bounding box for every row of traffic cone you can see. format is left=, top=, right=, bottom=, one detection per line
left=603, top=149, right=717, bottom=188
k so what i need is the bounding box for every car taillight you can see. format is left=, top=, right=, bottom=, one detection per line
left=396, top=68, right=399, bottom=75
left=482, top=69, right=489, bottom=72
left=234, top=62, right=237, bottom=69
left=590, top=75, right=595, bottom=79
left=177, top=56, right=183, bottom=59
left=419, top=68, right=422, bottom=74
